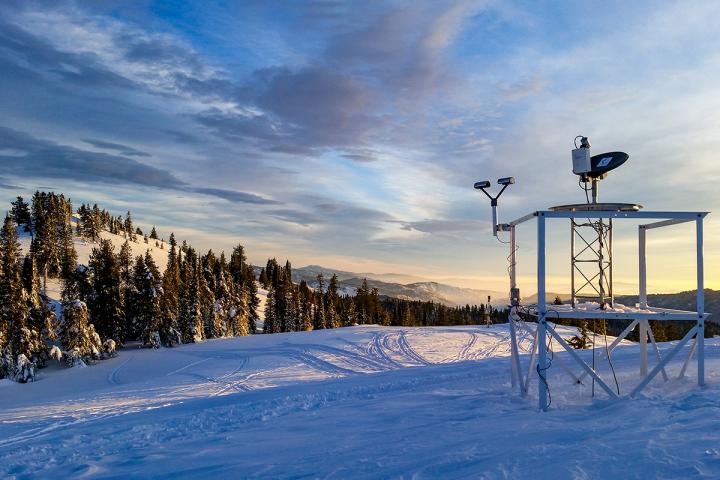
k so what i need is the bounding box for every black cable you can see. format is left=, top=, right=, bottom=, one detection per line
left=603, top=319, right=620, bottom=395
left=592, top=319, right=597, bottom=397
left=534, top=308, right=561, bottom=409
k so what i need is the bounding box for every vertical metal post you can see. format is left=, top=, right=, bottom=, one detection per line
left=570, top=220, right=575, bottom=307
left=696, top=216, right=705, bottom=387
left=639, top=226, right=647, bottom=308
left=638, top=225, right=648, bottom=377
left=537, top=213, right=548, bottom=411
left=510, top=226, right=517, bottom=290
left=639, top=320, right=648, bottom=377
left=609, top=218, right=614, bottom=305
left=508, top=226, right=520, bottom=389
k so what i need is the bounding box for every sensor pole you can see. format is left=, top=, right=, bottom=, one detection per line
left=591, top=179, right=599, bottom=204
left=474, top=178, right=515, bottom=236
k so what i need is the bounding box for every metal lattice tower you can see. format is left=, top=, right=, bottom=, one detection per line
left=571, top=217, right=613, bottom=307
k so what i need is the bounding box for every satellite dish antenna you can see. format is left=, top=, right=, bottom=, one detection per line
left=571, top=136, right=629, bottom=203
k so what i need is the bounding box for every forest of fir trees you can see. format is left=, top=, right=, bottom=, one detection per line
left=0, top=191, right=506, bottom=384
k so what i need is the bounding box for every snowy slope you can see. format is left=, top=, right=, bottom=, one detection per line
left=17, top=220, right=169, bottom=303
left=1, top=324, right=718, bottom=478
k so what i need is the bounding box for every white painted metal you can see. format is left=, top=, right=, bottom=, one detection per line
left=498, top=206, right=708, bottom=408
left=537, top=214, right=548, bottom=410
left=639, top=226, right=647, bottom=308
left=546, top=326, right=618, bottom=398
left=639, top=320, right=648, bottom=377
left=696, top=216, right=705, bottom=386
left=679, top=336, right=698, bottom=379
left=576, top=319, right=638, bottom=382
left=630, top=326, right=698, bottom=397
left=641, top=218, right=693, bottom=230
left=524, top=330, right=538, bottom=397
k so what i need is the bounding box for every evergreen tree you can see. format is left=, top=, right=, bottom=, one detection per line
left=150, top=226, right=158, bottom=239
left=88, top=239, right=124, bottom=343
left=355, top=278, right=370, bottom=324
left=178, top=247, right=204, bottom=343
left=325, top=274, right=340, bottom=329
left=263, top=285, right=278, bottom=334
left=130, top=252, right=163, bottom=346
left=58, top=204, right=78, bottom=280
left=0, top=216, right=30, bottom=361
left=10, top=196, right=31, bottom=231
left=123, top=211, right=133, bottom=238
left=298, top=280, right=313, bottom=331
left=159, top=233, right=181, bottom=346
left=60, top=299, right=101, bottom=364
left=118, top=241, right=134, bottom=340
left=198, top=266, right=215, bottom=340
left=80, top=203, right=101, bottom=242
left=245, top=267, right=260, bottom=334
left=258, top=268, right=268, bottom=288
left=23, top=254, right=54, bottom=357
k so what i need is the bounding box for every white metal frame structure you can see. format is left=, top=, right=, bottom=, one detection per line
left=506, top=209, right=709, bottom=411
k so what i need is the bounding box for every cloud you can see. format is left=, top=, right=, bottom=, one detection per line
left=0, top=127, right=279, bottom=205
left=83, top=139, right=151, bottom=157
left=399, top=219, right=486, bottom=235
left=0, top=126, right=183, bottom=188
left=192, top=187, right=280, bottom=205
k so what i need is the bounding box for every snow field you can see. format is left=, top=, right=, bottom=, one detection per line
left=0, top=324, right=718, bottom=478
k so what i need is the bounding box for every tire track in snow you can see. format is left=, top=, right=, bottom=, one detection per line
left=366, top=332, right=403, bottom=369
left=397, top=331, right=431, bottom=366
left=166, top=357, right=212, bottom=377
left=457, top=332, right=479, bottom=361
left=300, top=343, right=388, bottom=372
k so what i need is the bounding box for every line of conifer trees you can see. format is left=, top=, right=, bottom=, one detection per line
left=0, top=191, right=506, bottom=383
left=258, top=259, right=507, bottom=333
left=0, top=192, right=260, bottom=382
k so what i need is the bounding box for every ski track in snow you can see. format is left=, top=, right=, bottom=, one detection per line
left=1, top=324, right=718, bottom=479
left=107, top=356, right=131, bottom=386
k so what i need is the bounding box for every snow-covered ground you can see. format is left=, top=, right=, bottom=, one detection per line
left=1, top=324, right=719, bottom=478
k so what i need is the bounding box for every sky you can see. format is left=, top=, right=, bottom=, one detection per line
left=1, top=0, right=719, bottom=295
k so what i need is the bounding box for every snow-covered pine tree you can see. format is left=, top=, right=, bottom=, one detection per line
left=198, top=264, right=215, bottom=340
left=22, top=254, right=54, bottom=361
left=130, top=252, right=163, bottom=346
left=209, top=259, right=231, bottom=338
left=178, top=247, right=204, bottom=343
left=159, top=233, right=181, bottom=346
left=0, top=215, right=31, bottom=367
left=59, top=299, right=101, bottom=365
left=88, top=239, right=124, bottom=344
